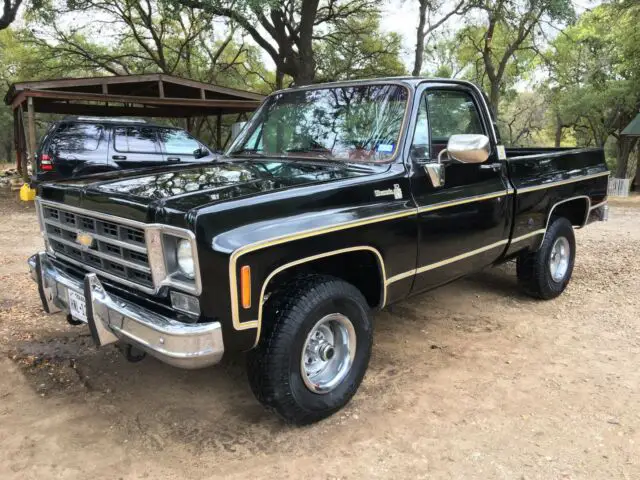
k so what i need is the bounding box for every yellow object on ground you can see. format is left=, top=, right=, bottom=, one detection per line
left=19, top=183, right=36, bottom=201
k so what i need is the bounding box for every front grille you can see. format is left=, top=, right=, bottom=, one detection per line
left=41, top=203, right=154, bottom=290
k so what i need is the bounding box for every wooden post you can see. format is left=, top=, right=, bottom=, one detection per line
left=216, top=113, right=222, bottom=150
left=26, top=97, right=36, bottom=183
left=158, top=79, right=165, bottom=98
left=13, top=109, right=21, bottom=171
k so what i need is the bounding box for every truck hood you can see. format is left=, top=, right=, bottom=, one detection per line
left=38, top=159, right=379, bottom=225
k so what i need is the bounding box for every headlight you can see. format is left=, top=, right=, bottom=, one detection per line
left=176, top=239, right=195, bottom=278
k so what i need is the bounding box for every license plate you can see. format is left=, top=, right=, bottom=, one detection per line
left=68, top=290, right=87, bottom=322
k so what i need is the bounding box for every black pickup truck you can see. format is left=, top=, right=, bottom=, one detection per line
left=28, top=78, right=609, bottom=424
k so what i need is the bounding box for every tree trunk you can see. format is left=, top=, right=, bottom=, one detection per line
left=488, top=82, right=500, bottom=118
left=554, top=112, right=563, bottom=147
left=413, top=0, right=428, bottom=76
left=275, top=69, right=284, bottom=90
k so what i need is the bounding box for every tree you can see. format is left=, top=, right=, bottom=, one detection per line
left=463, top=0, right=574, bottom=115
left=315, top=12, right=406, bottom=81
left=174, top=0, right=380, bottom=87
left=1, top=0, right=23, bottom=30
left=412, top=0, right=470, bottom=77
left=545, top=3, right=640, bottom=176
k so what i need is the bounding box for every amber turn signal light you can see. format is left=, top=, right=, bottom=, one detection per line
left=241, top=265, right=251, bottom=309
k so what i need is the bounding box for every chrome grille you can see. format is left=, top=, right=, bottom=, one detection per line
left=40, top=203, right=153, bottom=290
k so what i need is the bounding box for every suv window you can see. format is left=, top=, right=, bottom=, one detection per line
left=50, top=124, right=102, bottom=151
left=158, top=129, right=201, bottom=155
left=114, top=127, right=160, bottom=153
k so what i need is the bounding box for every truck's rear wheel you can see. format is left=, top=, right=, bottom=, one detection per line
left=517, top=217, right=576, bottom=299
left=247, top=275, right=372, bottom=425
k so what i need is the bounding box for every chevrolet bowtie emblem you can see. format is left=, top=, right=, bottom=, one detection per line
left=76, top=232, right=95, bottom=248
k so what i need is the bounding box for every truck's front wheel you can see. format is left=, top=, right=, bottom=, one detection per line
left=517, top=217, right=576, bottom=299
left=247, top=275, right=372, bottom=425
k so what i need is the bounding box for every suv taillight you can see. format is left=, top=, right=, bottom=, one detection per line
left=40, top=154, right=53, bottom=171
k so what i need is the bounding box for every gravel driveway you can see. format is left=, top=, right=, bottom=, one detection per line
left=0, top=191, right=638, bottom=479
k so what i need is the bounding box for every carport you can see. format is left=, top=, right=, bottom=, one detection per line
left=4, top=74, right=265, bottom=182
left=621, top=112, right=640, bottom=192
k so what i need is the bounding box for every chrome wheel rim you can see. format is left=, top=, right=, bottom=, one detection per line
left=300, top=313, right=356, bottom=394
left=549, top=236, right=570, bottom=282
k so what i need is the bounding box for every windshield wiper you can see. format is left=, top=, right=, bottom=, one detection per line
left=285, top=147, right=334, bottom=161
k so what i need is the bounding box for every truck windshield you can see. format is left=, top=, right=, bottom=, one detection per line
left=228, top=84, right=408, bottom=163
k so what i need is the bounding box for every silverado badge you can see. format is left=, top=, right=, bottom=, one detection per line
left=374, top=184, right=403, bottom=200
left=75, top=232, right=95, bottom=248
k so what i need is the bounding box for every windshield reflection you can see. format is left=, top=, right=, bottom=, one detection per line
left=228, top=84, right=408, bottom=163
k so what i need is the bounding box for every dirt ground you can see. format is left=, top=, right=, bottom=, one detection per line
left=0, top=190, right=638, bottom=480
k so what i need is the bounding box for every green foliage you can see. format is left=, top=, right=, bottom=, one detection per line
left=315, top=12, right=406, bottom=81
left=545, top=3, right=640, bottom=175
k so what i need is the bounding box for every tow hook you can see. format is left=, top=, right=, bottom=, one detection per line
left=118, top=343, right=147, bottom=363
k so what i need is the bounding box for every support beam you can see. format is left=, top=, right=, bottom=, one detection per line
left=26, top=98, right=36, bottom=183
left=216, top=114, right=222, bottom=150
left=158, top=79, right=165, bottom=98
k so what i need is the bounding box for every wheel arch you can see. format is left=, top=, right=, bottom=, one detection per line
left=254, top=246, right=386, bottom=347
left=547, top=195, right=591, bottom=228
left=535, top=195, right=590, bottom=250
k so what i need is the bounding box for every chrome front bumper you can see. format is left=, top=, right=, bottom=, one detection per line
left=28, top=252, right=224, bottom=369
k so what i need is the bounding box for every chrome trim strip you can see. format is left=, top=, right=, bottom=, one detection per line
left=509, top=229, right=546, bottom=244
left=516, top=171, right=610, bottom=194
left=45, top=234, right=151, bottom=274
left=589, top=200, right=607, bottom=211
left=39, top=198, right=147, bottom=229
left=507, top=147, right=599, bottom=162
left=417, top=190, right=510, bottom=213
left=386, top=229, right=547, bottom=286
left=251, top=246, right=386, bottom=346
left=44, top=218, right=147, bottom=253
left=534, top=195, right=591, bottom=250
left=51, top=250, right=157, bottom=294
left=416, top=239, right=508, bottom=274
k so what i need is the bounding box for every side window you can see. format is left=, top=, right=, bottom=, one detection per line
left=114, top=127, right=160, bottom=153
left=50, top=124, right=103, bottom=152
left=427, top=90, right=484, bottom=142
left=410, top=89, right=485, bottom=161
left=158, top=129, right=201, bottom=155
left=410, top=96, right=430, bottom=161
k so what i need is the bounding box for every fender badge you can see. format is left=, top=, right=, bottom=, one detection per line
left=75, top=232, right=95, bottom=248
left=374, top=184, right=403, bottom=200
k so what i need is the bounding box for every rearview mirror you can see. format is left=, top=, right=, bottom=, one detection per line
left=446, top=134, right=490, bottom=164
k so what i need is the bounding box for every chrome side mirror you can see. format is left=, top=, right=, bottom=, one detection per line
left=445, top=134, right=490, bottom=164
left=424, top=163, right=445, bottom=188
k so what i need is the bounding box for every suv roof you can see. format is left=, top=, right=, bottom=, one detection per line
left=61, top=116, right=150, bottom=125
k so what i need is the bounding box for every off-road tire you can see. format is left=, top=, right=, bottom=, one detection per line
left=247, top=274, right=373, bottom=425
left=517, top=217, right=576, bottom=300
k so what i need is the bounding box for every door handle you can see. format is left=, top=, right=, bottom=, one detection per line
left=480, top=163, right=502, bottom=171
left=112, top=155, right=127, bottom=160
left=167, top=157, right=181, bottom=163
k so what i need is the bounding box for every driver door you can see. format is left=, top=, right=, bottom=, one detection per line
left=409, top=84, right=511, bottom=293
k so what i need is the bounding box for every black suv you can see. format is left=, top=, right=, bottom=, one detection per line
left=34, top=117, right=216, bottom=182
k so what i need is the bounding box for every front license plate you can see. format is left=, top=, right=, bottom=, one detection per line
left=68, top=289, right=88, bottom=322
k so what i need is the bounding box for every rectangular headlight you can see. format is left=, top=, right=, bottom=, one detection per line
left=145, top=225, right=201, bottom=295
